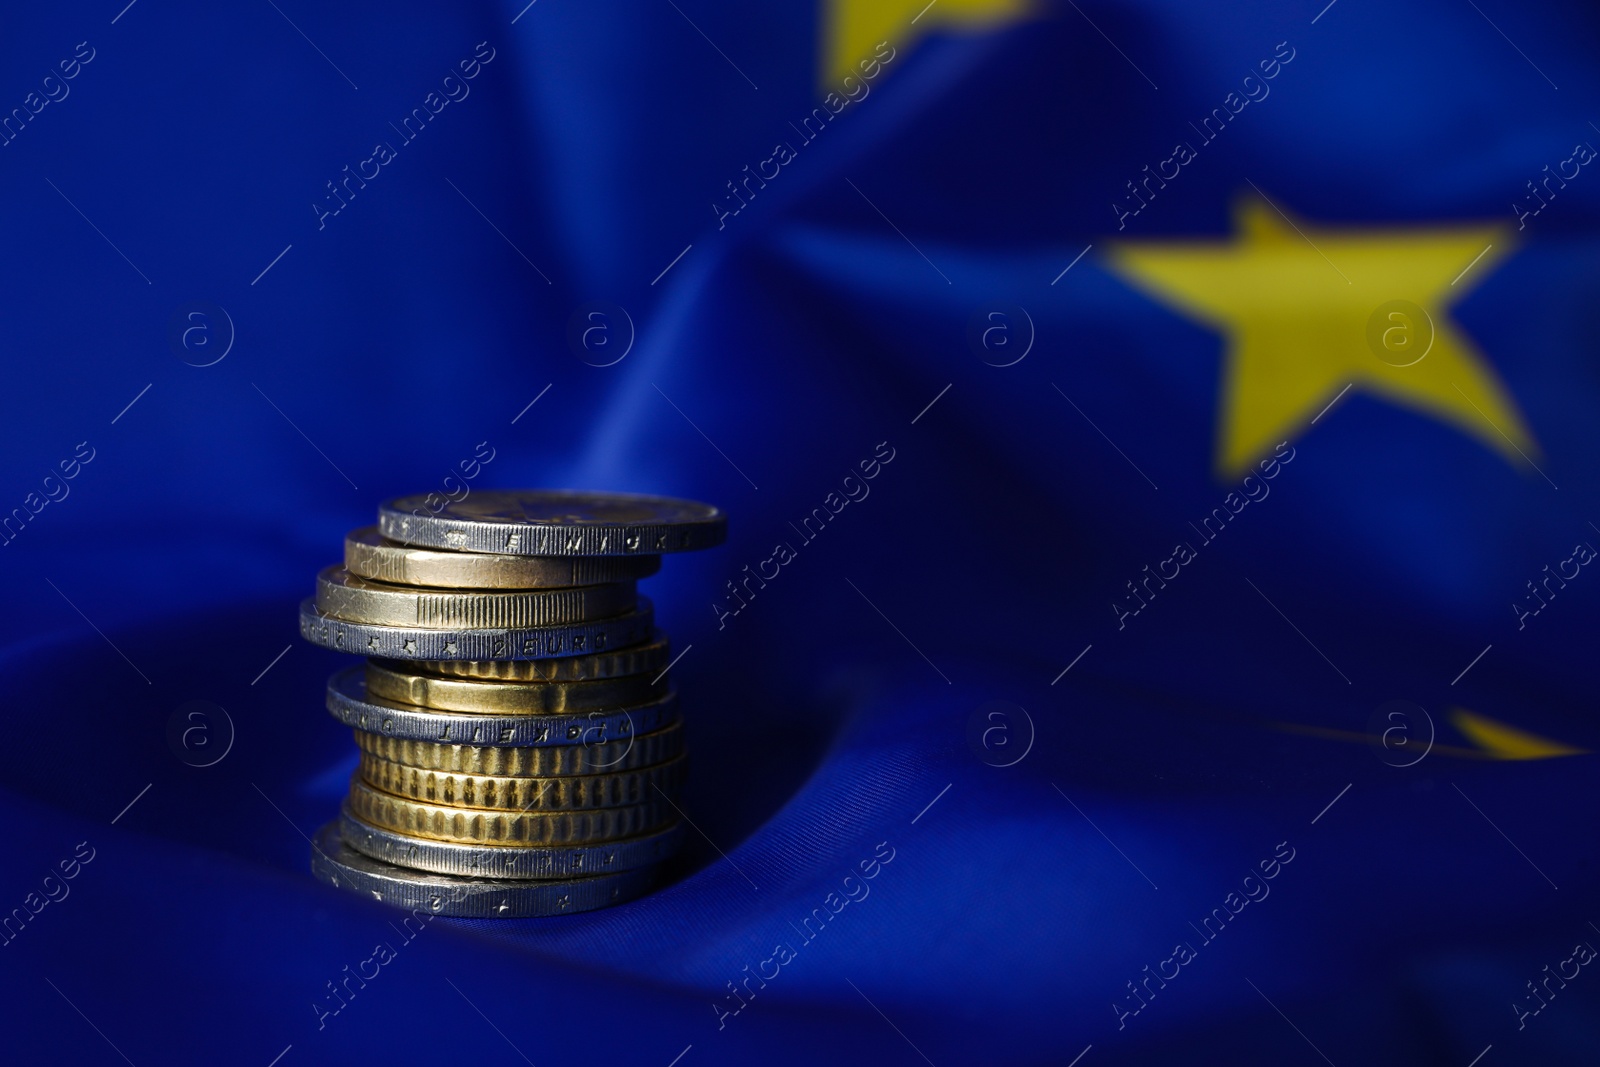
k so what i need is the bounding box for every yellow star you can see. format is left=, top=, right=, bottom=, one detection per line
left=1106, top=196, right=1537, bottom=477
left=1451, top=709, right=1586, bottom=760
left=821, top=0, right=1033, bottom=83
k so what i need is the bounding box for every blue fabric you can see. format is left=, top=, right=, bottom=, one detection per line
left=2, top=1, right=1599, bottom=1063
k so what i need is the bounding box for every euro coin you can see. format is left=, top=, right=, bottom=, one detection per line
left=310, top=821, right=659, bottom=917
left=314, top=566, right=636, bottom=628
left=353, top=720, right=684, bottom=776
left=358, top=752, right=687, bottom=811
left=417, top=630, right=670, bottom=681
left=346, top=777, right=673, bottom=845
left=379, top=489, right=727, bottom=556
left=344, top=526, right=661, bottom=589
left=364, top=659, right=668, bottom=714
left=326, top=666, right=677, bottom=747
left=298, top=596, right=654, bottom=660
left=338, top=805, right=683, bottom=878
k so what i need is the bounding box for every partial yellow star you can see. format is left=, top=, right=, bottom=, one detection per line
left=1106, top=196, right=1537, bottom=477
left=1451, top=708, right=1587, bottom=760
left=821, top=0, right=1032, bottom=83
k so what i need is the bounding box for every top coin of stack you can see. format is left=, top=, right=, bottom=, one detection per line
left=300, top=489, right=725, bottom=918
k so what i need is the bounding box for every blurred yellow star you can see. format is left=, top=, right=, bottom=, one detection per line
left=822, top=0, right=1033, bottom=82
left=1452, top=709, right=1586, bottom=760
left=1107, top=196, right=1536, bottom=477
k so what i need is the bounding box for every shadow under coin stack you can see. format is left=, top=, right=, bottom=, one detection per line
left=298, top=490, right=725, bottom=917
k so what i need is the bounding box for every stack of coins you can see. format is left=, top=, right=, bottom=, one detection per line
left=299, top=490, right=725, bottom=917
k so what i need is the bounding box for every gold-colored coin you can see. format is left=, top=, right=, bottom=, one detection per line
left=358, top=752, right=686, bottom=811
left=346, top=777, right=672, bottom=845
left=354, top=721, right=684, bottom=776
left=344, top=526, right=661, bottom=590
left=365, top=659, right=667, bottom=714
left=417, top=632, right=671, bottom=681
left=314, top=566, right=635, bottom=628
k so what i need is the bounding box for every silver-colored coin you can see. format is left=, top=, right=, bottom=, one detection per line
left=378, top=489, right=727, bottom=556
left=314, top=566, right=637, bottom=628
left=298, top=597, right=654, bottom=660
left=416, top=630, right=671, bottom=682
left=344, top=526, right=662, bottom=589
left=354, top=719, right=684, bottom=776
left=338, top=805, right=684, bottom=878
left=326, top=666, right=677, bottom=747
left=310, top=821, right=659, bottom=917
left=364, top=658, right=669, bottom=715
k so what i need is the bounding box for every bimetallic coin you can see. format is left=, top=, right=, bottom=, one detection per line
left=378, top=489, right=727, bottom=557
left=298, top=597, right=654, bottom=660
left=314, top=566, right=636, bottom=629
left=359, top=752, right=686, bottom=811
left=339, top=805, right=683, bottom=878
left=418, top=631, right=670, bottom=681
left=344, top=526, right=661, bottom=590
left=310, top=821, right=659, bottom=917
left=365, top=660, right=668, bottom=715
left=354, top=721, right=684, bottom=776
left=346, top=777, right=672, bottom=845
left=327, top=667, right=676, bottom=747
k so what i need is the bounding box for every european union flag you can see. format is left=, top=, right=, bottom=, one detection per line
left=2, top=0, right=1598, bottom=1063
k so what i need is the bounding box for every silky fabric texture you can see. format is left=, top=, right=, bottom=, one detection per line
left=1, top=1, right=1598, bottom=1063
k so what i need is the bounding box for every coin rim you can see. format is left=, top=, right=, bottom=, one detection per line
left=353, top=719, right=684, bottom=776
left=326, top=666, right=678, bottom=747
left=298, top=596, right=655, bottom=660
left=363, top=659, right=668, bottom=715
left=310, top=821, right=659, bottom=917
left=345, top=777, right=673, bottom=844
left=378, top=490, right=726, bottom=557
left=344, top=526, right=661, bottom=590
left=314, top=566, right=637, bottom=629
left=338, top=805, right=683, bottom=878
left=357, top=751, right=687, bottom=811
left=415, top=629, right=670, bottom=681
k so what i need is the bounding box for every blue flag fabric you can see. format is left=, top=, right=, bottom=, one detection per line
left=2, top=1, right=1599, bottom=1062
